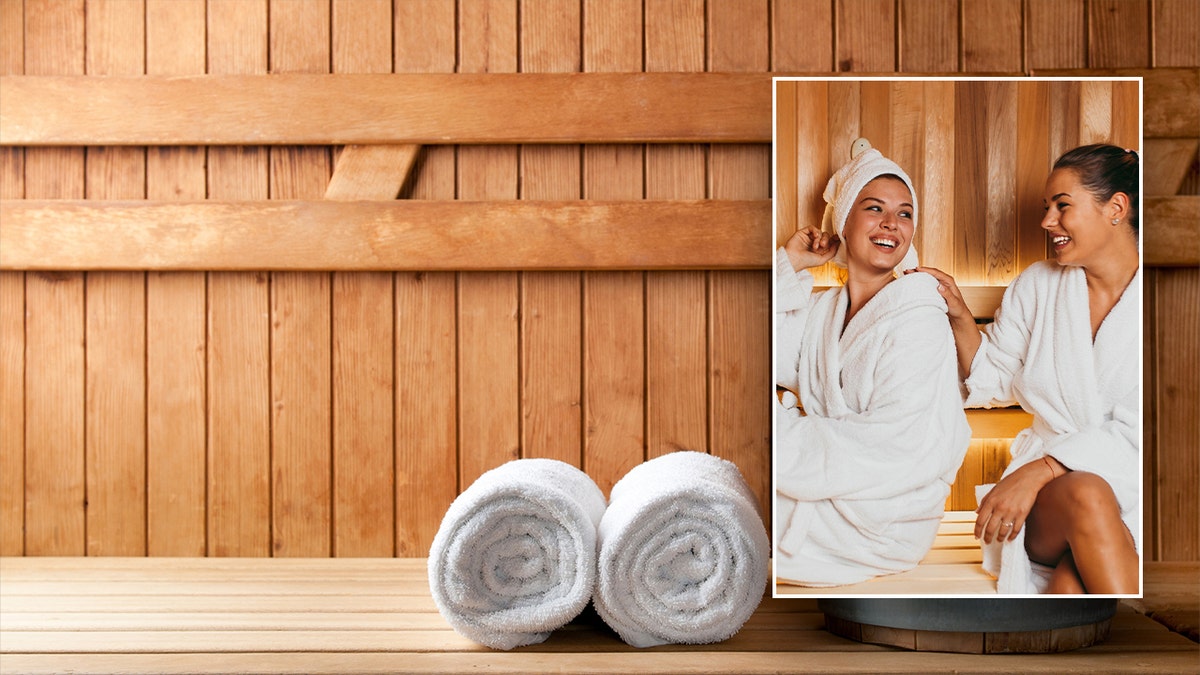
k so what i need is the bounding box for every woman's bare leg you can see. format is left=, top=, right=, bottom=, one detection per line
left=1024, top=471, right=1138, bottom=594
left=1046, top=551, right=1086, bottom=594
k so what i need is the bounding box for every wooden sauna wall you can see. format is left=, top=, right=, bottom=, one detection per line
left=0, top=0, right=1196, bottom=563
left=775, top=78, right=1140, bottom=514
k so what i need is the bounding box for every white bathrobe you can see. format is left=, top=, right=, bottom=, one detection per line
left=773, top=249, right=971, bottom=586
left=965, top=260, right=1141, bottom=594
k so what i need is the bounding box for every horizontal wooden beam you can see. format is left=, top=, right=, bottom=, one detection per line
left=1144, top=196, right=1200, bottom=267
left=0, top=199, right=770, bottom=271
left=0, top=73, right=773, bottom=146
left=1030, top=68, right=1199, bottom=139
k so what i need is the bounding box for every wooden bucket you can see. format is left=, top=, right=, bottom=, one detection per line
left=818, top=598, right=1119, bottom=654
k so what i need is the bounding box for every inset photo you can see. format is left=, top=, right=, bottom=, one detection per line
left=771, top=77, right=1142, bottom=598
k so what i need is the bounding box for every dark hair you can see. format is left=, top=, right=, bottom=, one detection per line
left=1052, top=143, right=1139, bottom=232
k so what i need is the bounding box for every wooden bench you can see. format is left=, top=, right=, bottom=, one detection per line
left=0, top=557, right=1196, bottom=674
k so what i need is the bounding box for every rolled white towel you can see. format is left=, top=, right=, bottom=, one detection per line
left=427, top=459, right=606, bottom=649
left=594, top=451, right=770, bottom=648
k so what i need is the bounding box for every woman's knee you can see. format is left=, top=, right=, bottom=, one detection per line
left=1038, top=472, right=1122, bottom=529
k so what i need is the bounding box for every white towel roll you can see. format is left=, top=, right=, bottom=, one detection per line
left=594, top=451, right=769, bottom=648
left=427, top=459, right=606, bottom=649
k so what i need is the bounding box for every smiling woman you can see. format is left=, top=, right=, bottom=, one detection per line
left=771, top=140, right=971, bottom=588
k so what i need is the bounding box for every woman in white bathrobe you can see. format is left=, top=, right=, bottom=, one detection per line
left=918, top=144, right=1140, bottom=594
left=774, top=144, right=971, bottom=587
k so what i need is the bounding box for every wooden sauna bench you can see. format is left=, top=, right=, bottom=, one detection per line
left=776, top=511, right=994, bottom=596
left=0, top=557, right=1195, bottom=675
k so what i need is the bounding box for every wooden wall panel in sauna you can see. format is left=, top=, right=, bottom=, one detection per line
left=774, top=78, right=1140, bottom=285
left=0, top=0, right=1194, bottom=562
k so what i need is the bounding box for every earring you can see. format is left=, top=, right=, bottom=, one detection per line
left=1111, top=218, right=1120, bottom=225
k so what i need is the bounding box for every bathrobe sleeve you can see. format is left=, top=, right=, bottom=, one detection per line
left=774, top=303, right=966, bottom=503
left=1044, top=400, right=1140, bottom=516
left=774, top=247, right=815, bottom=392
left=962, top=271, right=1036, bottom=409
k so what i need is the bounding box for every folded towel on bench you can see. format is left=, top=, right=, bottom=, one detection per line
left=427, top=459, right=607, bottom=649
left=594, top=451, right=769, bottom=647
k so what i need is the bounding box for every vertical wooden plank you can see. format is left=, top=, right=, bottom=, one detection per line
left=921, top=80, right=955, bottom=272
left=0, top=0, right=25, bottom=557
left=985, top=81, right=1017, bottom=285
left=207, top=0, right=271, bottom=558
left=457, top=0, right=521, bottom=487
left=1079, top=79, right=1114, bottom=145
left=836, top=0, right=895, bottom=72
left=331, top=0, right=394, bottom=558
left=23, top=0, right=86, bottom=557
left=1154, top=0, right=1200, bottom=67
left=645, top=0, right=707, bottom=459
left=393, top=0, right=458, bottom=557
left=859, top=81, right=892, bottom=156
left=1089, top=0, right=1151, bottom=68
left=581, top=0, right=645, bottom=496
left=954, top=81, right=989, bottom=285
left=899, top=0, right=957, bottom=72
left=888, top=81, right=924, bottom=216
left=269, top=0, right=333, bottom=558
left=396, top=0, right=457, bottom=200
left=1048, top=80, right=1081, bottom=166
left=1143, top=270, right=1159, bottom=559
left=775, top=81, right=798, bottom=244
left=961, top=0, right=1022, bottom=73
left=820, top=79, right=857, bottom=286
left=1154, top=268, right=1199, bottom=561
left=519, top=0, right=583, bottom=468
left=1026, top=0, right=1086, bottom=70
left=1111, top=80, right=1140, bottom=153
left=1016, top=81, right=1052, bottom=273
left=84, top=0, right=147, bottom=558
left=771, top=0, right=833, bottom=71
left=708, top=0, right=771, bottom=518
left=145, top=0, right=207, bottom=557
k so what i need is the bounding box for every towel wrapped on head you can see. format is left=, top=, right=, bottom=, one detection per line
left=820, top=139, right=920, bottom=273
left=427, top=459, right=606, bottom=650
left=593, top=451, right=769, bottom=648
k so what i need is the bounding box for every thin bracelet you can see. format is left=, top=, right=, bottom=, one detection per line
left=1042, top=456, right=1057, bottom=481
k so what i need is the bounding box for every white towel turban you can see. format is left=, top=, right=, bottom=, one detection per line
left=820, top=140, right=920, bottom=273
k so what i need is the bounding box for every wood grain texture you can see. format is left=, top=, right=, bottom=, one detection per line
left=961, top=0, right=1022, bottom=73
left=1151, top=268, right=1200, bottom=561
left=457, top=0, right=521, bottom=488
left=645, top=0, right=708, bottom=460
left=519, top=0, right=583, bottom=467
left=1144, top=196, right=1200, bottom=266
left=1088, top=0, right=1151, bottom=68
left=772, top=0, right=833, bottom=72
left=392, top=0, right=457, bottom=558
left=709, top=1, right=771, bottom=519
left=0, top=72, right=778, bottom=146
left=329, top=0, right=396, bottom=559
left=1154, top=0, right=1200, bottom=67
left=1144, top=139, right=1199, bottom=196
left=145, top=0, right=207, bottom=558
left=921, top=79, right=955, bottom=271
left=1016, top=81, right=1052, bottom=271
left=0, top=199, right=772, bottom=271
left=899, top=0, right=956, bottom=73
left=205, top=0, right=270, bottom=558
left=0, top=269, right=22, bottom=555
left=984, top=81, right=1017, bottom=285
left=1025, top=0, right=1086, bottom=70
left=22, top=0, right=86, bottom=558
left=836, top=0, right=895, bottom=72
left=83, top=0, right=147, bottom=558
left=581, top=0, right=645, bottom=497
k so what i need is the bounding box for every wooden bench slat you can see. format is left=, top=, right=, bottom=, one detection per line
left=0, top=199, right=770, bottom=271
left=0, top=73, right=773, bottom=146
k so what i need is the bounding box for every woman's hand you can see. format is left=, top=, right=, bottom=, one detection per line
left=975, top=459, right=1059, bottom=544
left=783, top=226, right=839, bottom=272
left=908, top=265, right=983, bottom=376
left=908, top=266, right=972, bottom=324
